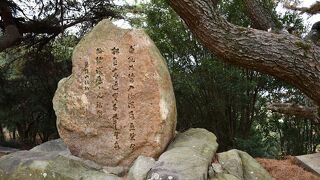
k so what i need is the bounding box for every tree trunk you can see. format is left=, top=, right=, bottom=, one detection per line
left=0, top=123, right=4, bottom=141
left=168, top=0, right=320, bottom=106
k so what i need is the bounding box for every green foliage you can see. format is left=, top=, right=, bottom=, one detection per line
left=280, top=12, right=306, bottom=36
left=295, top=41, right=312, bottom=51
left=235, top=133, right=280, bottom=158
left=218, top=0, right=252, bottom=27
left=0, top=36, right=74, bottom=147
left=0, top=140, right=21, bottom=149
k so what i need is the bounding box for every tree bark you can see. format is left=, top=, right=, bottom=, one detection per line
left=0, top=2, right=21, bottom=51
left=242, top=0, right=278, bottom=30
left=284, top=2, right=320, bottom=15
left=168, top=0, right=320, bottom=106
left=0, top=1, right=119, bottom=51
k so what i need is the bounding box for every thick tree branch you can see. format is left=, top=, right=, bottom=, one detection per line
left=267, top=103, right=319, bottom=123
left=0, top=0, right=121, bottom=51
left=267, top=103, right=317, bottom=118
left=0, top=16, right=113, bottom=51
left=17, top=20, right=61, bottom=34
left=242, top=0, right=278, bottom=30
left=169, top=0, right=320, bottom=106
left=284, top=1, right=320, bottom=15
left=0, top=2, right=22, bottom=51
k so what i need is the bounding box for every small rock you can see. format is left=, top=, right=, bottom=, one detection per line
left=208, top=165, right=215, bottom=178
left=211, top=163, right=223, bottom=173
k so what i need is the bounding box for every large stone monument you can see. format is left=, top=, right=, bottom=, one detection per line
left=53, top=20, right=177, bottom=166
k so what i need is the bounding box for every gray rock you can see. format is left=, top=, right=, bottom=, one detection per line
left=210, top=173, right=240, bottom=180
left=0, top=139, right=121, bottom=180
left=217, top=149, right=243, bottom=179
left=238, top=150, right=272, bottom=180
left=208, top=162, right=225, bottom=179
left=211, top=163, right=224, bottom=174
left=295, top=153, right=320, bottom=176
left=128, top=156, right=155, bottom=180
left=30, top=138, right=68, bottom=152
left=217, top=149, right=272, bottom=180
left=147, top=128, right=218, bottom=180
left=103, top=166, right=129, bottom=177
left=0, top=146, right=19, bottom=155
left=208, top=165, right=215, bottom=178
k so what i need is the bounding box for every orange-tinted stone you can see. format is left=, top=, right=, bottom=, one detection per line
left=53, top=20, right=176, bottom=166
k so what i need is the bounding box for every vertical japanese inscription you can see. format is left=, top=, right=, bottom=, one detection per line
left=128, top=45, right=136, bottom=150
left=95, top=48, right=104, bottom=119
left=83, top=60, right=90, bottom=91
left=111, top=47, right=120, bottom=150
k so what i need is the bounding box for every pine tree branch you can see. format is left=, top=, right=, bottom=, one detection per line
left=284, top=1, right=320, bottom=15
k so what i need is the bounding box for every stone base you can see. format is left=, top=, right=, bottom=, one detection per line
left=0, top=146, right=18, bottom=155
left=0, top=139, right=120, bottom=180
left=0, top=129, right=272, bottom=180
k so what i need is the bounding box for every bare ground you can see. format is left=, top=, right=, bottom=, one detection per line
left=257, top=157, right=320, bottom=180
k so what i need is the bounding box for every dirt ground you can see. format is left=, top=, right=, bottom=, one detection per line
left=257, top=157, right=320, bottom=180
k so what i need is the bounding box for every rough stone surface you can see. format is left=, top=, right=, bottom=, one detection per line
left=127, top=156, right=155, bottom=180
left=238, top=151, right=272, bottom=180
left=103, top=166, right=128, bottom=177
left=0, top=146, right=19, bottom=155
left=216, top=149, right=243, bottom=179
left=210, top=173, right=239, bottom=180
left=53, top=20, right=177, bottom=166
left=146, top=128, right=218, bottom=180
left=216, top=149, right=272, bottom=180
left=0, top=139, right=120, bottom=180
left=30, top=139, right=67, bottom=152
